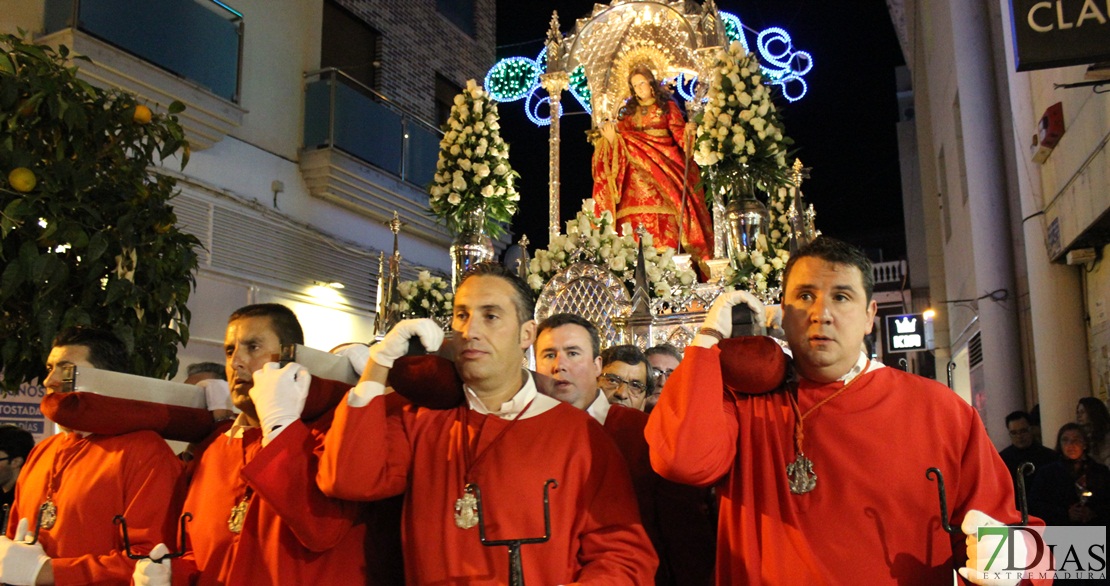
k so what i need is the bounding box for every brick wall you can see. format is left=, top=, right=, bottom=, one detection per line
left=334, top=0, right=496, bottom=125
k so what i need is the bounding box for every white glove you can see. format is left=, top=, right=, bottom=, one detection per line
left=132, top=543, right=171, bottom=586
left=764, top=304, right=783, bottom=331
left=693, top=290, right=765, bottom=348
left=249, top=362, right=311, bottom=443
left=369, top=319, right=444, bottom=369
left=331, top=343, right=371, bottom=376
left=195, top=379, right=233, bottom=412
left=0, top=518, right=50, bottom=585
left=958, top=509, right=1026, bottom=586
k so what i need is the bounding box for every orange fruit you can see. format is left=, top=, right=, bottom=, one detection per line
left=8, top=167, right=36, bottom=193
left=133, top=104, right=153, bottom=124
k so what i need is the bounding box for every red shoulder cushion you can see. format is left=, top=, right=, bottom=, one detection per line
left=718, top=336, right=789, bottom=395
left=386, top=354, right=464, bottom=409
left=40, top=392, right=216, bottom=443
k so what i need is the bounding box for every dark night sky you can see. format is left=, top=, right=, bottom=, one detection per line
left=495, top=0, right=908, bottom=261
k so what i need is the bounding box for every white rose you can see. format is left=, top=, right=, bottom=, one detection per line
left=494, top=163, right=508, bottom=176
left=459, top=159, right=472, bottom=171
left=448, top=193, right=461, bottom=205
left=528, top=274, right=544, bottom=289
left=453, top=94, right=465, bottom=106
left=450, top=144, right=461, bottom=156
left=771, top=257, right=784, bottom=270
left=452, top=175, right=466, bottom=191
left=476, top=164, right=491, bottom=178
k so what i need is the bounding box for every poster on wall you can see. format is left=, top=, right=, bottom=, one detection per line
left=0, top=379, right=52, bottom=443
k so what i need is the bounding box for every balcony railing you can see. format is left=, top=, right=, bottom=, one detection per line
left=873, top=260, right=907, bottom=286
left=303, top=68, right=441, bottom=192
left=44, top=0, right=243, bottom=103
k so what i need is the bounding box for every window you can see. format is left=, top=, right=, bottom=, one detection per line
left=435, top=74, right=462, bottom=128
left=437, top=0, right=475, bottom=37
left=321, top=0, right=381, bottom=89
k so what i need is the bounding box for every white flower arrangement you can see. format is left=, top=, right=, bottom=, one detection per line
left=392, top=271, right=453, bottom=322
left=693, top=41, right=793, bottom=199
left=527, top=199, right=697, bottom=301
left=429, top=79, right=520, bottom=238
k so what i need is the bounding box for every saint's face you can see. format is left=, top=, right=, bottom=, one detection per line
left=782, top=257, right=877, bottom=383
left=224, top=315, right=282, bottom=421
left=452, top=275, right=535, bottom=393
left=630, top=73, right=653, bottom=102
left=43, top=345, right=94, bottom=394
left=535, top=324, right=602, bottom=410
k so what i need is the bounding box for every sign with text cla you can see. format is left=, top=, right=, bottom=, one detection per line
left=1009, top=1, right=1110, bottom=71
left=886, top=314, right=926, bottom=354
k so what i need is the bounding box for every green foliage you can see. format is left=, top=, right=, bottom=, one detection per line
left=0, top=34, right=199, bottom=391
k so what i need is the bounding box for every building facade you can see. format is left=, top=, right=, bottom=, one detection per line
left=0, top=0, right=496, bottom=370
left=887, top=0, right=1106, bottom=445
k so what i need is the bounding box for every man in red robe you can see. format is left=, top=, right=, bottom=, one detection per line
left=134, top=304, right=375, bottom=585
left=646, top=236, right=1046, bottom=586
left=318, top=264, right=656, bottom=584
left=0, top=327, right=183, bottom=586
left=535, top=313, right=714, bottom=586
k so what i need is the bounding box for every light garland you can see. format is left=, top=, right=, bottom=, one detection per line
left=483, top=10, right=813, bottom=125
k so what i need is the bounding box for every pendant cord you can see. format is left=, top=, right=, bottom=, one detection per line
left=461, top=398, right=535, bottom=484
left=790, top=360, right=870, bottom=456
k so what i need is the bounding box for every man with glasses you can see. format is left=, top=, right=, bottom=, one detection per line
left=644, top=345, right=682, bottom=413
left=999, top=411, right=1057, bottom=504
left=600, top=346, right=653, bottom=412
left=534, top=314, right=713, bottom=585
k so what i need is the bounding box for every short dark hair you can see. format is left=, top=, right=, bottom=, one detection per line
left=0, top=424, right=34, bottom=461
left=536, top=313, right=601, bottom=358
left=51, top=327, right=130, bottom=373
left=601, top=344, right=654, bottom=395
left=186, top=362, right=226, bottom=381
left=457, top=263, right=535, bottom=324
left=783, top=236, right=875, bottom=301
left=645, top=344, right=682, bottom=363
left=228, top=304, right=304, bottom=346
left=1005, top=411, right=1031, bottom=427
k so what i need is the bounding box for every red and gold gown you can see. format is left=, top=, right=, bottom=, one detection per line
left=592, top=100, right=714, bottom=262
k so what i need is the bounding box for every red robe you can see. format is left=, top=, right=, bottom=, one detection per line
left=646, top=346, right=1045, bottom=585
left=172, top=418, right=373, bottom=585
left=7, top=430, right=184, bottom=585
left=318, top=383, right=657, bottom=585
left=603, top=403, right=715, bottom=586
left=592, top=100, right=714, bottom=262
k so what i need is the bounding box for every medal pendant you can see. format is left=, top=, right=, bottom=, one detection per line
left=39, top=499, right=57, bottom=530
left=454, top=490, right=478, bottom=530
left=227, top=499, right=249, bottom=534
left=786, top=452, right=817, bottom=494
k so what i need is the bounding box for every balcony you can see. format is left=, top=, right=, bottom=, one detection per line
left=301, top=68, right=448, bottom=245
left=40, top=0, right=246, bottom=150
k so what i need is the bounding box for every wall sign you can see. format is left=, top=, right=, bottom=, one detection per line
left=1009, top=1, right=1110, bottom=71
left=886, top=313, right=927, bottom=354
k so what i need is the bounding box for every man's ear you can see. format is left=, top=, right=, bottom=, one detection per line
left=11, top=456, right=23, bottom=469
left=519, top=319, right=537, bottom=350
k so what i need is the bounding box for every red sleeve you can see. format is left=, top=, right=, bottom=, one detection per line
left=591, top=133, right=628, bottom=215
left=317, top=394, right=412, bottom=501
left=574, top=422, right=659, bottom=584
left=645, top=345, right=738, bottom=486
left=240, top=419, right=361, bottom=552
left=52, top=436, right=185, bottom=584
left=665, top=103, right=688, bottom=149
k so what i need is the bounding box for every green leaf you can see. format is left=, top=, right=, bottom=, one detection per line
left=167, top=101, right=185, bottom=114
left=0, top=52, right=12, bottom=74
